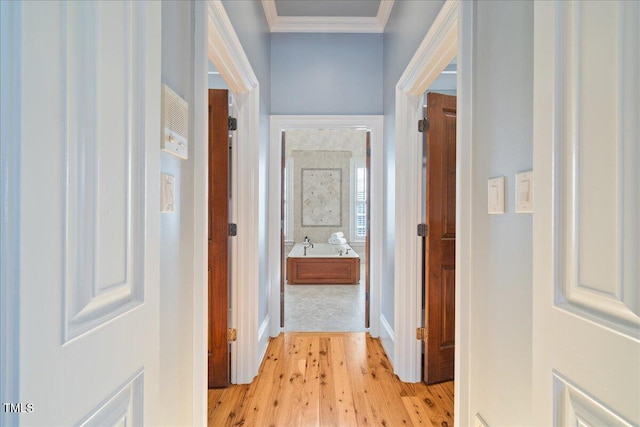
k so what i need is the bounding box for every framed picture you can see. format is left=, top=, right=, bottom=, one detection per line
left=301, top=168, right=342, bottom=227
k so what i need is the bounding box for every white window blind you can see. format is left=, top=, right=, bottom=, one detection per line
left=284, top=156, right=294, bottom=242
left=350, top=158, right=367, bottom=242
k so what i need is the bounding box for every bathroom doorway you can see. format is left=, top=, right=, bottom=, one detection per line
left=280, top=128, right=370, bottom=332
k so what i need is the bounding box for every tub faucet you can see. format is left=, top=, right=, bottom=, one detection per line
left=304, top=236, right=313, bottom=248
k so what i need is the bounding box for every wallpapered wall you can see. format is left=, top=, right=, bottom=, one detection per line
left=285, top=129, right=367, bottom=260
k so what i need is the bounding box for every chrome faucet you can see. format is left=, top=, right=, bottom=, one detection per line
left=338, top=249, right=343, bottom=256
left=304, top=236, right=313, bottom=248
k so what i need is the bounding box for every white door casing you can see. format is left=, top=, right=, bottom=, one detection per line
left=10, top=2, right=162, bottom=424
left=268, top=115, right=384, bottom=342
left=532, top=1, right=639, bottom=425
left=206, top=0, right=261, bottom=385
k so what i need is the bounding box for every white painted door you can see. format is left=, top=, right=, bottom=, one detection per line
left=14, top=1, right=162, bottom=424
left=533, top=1, right=639, bottom=425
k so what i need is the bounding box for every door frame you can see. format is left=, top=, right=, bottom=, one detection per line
left=393, top=0, right=474, bottom=423
left=268, top=115, right=384, bottom=339
left=205, top=0, right=261, bottom=387
left=193, top=1, right=262, bottom=423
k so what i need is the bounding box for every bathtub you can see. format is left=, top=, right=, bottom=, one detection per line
left=287, top=243, right=360, bottom=285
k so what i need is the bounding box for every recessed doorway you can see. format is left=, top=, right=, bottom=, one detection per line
left=280, top=128, right=370, bottom=332
left=268, top=115, right=383, bottom=339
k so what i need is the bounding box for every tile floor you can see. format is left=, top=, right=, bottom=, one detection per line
left=284, top=264, right=366, bottom=332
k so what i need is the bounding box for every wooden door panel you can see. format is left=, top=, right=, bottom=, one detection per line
left=280, top=132, right=286, bottom=328
left=365, top=131, right=371, bottom=328
left=441, top=113, right=457, bottom=239
left=440, top=266, right=455, bottom=347
left=424, top=92, right=456, bottom=384
left=208, top=89, right=230, bottom=388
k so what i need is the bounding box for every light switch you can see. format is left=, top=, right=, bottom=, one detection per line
left=161, top=173, right=175, bottom=212
left=515, top=170, right=533, bottom=213
left=488, top=176, right=505, bottom=214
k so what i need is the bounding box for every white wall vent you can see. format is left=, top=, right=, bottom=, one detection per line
left=161, top=84, right=188, bottom=159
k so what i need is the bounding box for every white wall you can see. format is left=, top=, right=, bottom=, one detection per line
left=159, top=1, right=195, bottom=424
left=469, top=1, right=534, bottom=425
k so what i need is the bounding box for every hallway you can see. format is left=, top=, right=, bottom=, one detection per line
left=208, top=332, right=453, bottom=426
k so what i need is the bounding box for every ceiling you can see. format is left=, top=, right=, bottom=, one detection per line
left=262, top=0, right=394, bottom=33
left=274, top=0, right=381, bottom=17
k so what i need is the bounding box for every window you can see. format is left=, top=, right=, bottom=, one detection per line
left=350, top=158, right=367, bottom=242
left=283, top=156, right=294, bottom=242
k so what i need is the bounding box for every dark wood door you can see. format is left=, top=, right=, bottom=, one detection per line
left=424, top=92, right=456, bottom=384
left=365, top=131, right=371, bottom=328
left=208, top=89, right=230, bottom=388
left=280, top=131, right=286, bottom=327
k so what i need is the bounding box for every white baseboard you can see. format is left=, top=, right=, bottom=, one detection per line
left=379, top=314, right=395, bottom=366
left=258, top=314, right=271, bottom=366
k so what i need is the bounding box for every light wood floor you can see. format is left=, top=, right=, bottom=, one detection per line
left=208, top=332, right=454, bottom=427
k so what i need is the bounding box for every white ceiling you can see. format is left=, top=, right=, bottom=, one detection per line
left=262, top=0, right=394, bottom=33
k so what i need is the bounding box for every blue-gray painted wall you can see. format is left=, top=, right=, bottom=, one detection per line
left=160, top=1, right=195, bottom=424
left=222, top=0, right=272, bottom=326
left=271, top=33, right=383, bottom=115
left=470, top=1, right=533, bottom=423
left=381, top=0, right=446, bottom=329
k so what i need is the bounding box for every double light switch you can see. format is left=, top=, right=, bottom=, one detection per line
left=487, top=171, right=533, bottom=214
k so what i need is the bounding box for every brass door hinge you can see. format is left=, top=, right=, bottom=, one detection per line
left=416, top=327, right=427, bottom=342
left=228, top=328, right=237, bottom=342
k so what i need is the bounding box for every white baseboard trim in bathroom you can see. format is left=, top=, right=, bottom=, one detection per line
left=379, top=314, right=395, bottom=366
left=258, top=314, right=271, bottom=366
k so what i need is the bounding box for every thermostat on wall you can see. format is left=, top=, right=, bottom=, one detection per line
left=161, top=84, right=188, bottom=160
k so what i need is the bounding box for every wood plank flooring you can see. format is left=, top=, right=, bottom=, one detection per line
left=208, top=332, right=454, bottom=427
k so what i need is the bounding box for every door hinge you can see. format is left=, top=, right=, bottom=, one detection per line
left=416, top=327, right=427, bottom=342
left=417, top=223, right=429, bottom=237
left=228, top=116, right=238, bottom=131
left=229, top=223, right=237, bottom=237
left=418, top=118, right=429, bottom=133
left=228, top=328, right=237, bottom=342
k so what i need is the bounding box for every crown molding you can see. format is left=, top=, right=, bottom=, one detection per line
left=261, top=0, right=278, bottom=30
left=376, top=0, right=394, bottom=31
left=261, top=0, right=394, bottom=33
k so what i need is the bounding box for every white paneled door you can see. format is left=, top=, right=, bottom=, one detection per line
left=12, top=1, right=162, bottom=424
left=533, top=1, right=639, bottom=425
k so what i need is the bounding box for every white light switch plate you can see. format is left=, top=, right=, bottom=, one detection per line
left=161, top=173, right=175, bottom=212
left=488, top=176, right=505, bottom=214
left=515, top=170, right=533, bottom=213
